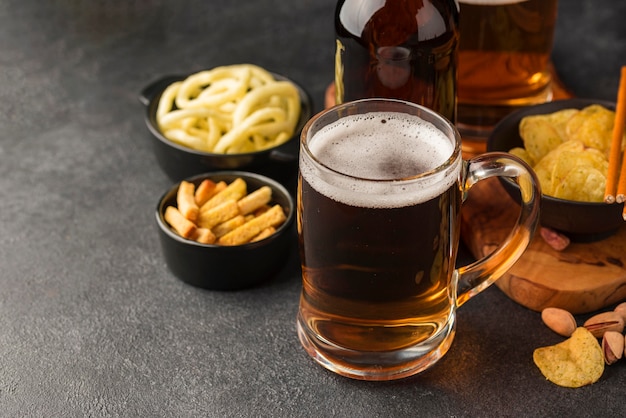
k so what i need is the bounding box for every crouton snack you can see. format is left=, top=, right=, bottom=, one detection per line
left=163, top=177, right=287, bottom=245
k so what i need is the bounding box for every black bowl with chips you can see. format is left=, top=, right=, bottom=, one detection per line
left=487, top=98, right=623, bottom=241
left=140, top=68, right=313, bottom=188
left=156, top=171, right=295, bottom=290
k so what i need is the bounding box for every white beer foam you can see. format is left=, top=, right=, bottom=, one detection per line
left=301, top=112, right=460, bottom=209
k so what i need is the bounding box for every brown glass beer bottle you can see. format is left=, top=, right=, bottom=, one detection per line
left=334, top=0, right=459, bottom=123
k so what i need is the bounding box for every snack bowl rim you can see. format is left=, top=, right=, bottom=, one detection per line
left=486, top=98, right=623, bottom=240
left=155, top=170, right=295, bottom=290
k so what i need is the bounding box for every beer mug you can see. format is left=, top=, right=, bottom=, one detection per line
left=296, top=99, right=540, bottom=381
left=457, top=0, right=559, bottom=152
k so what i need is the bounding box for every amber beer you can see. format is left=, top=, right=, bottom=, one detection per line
left=296, top=99, right=541, bottom=380
left=334, top=0, right=459, bottom=122
left=297, top=109, right=462, bottom=375
left=457, top=0, right=558, bottom=139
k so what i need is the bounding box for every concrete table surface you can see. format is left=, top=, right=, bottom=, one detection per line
left=1, top=0, right=624, bottom=416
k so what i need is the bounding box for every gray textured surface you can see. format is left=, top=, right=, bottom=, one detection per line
left=1, top=0, right=625, bottom=416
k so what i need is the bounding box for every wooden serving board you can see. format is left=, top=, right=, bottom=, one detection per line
left=461, top=178, right=626, bottom=314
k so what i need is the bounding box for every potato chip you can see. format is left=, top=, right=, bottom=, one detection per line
left=533, top=141, right=585, bottom=195
left=549, top=147, right=608, bottom=202
left=544, top=108, right=578, bottom=141
left=565, top=105, right=603, bottom=137
left=566, top=105, right=615, bottom=154
left=533, top=139, right=582, bottom=171
left=577, top=148, right=610, bottom=172
left=553, top=165, right=606, bottom=202
left=533, top=165, right=554, bottom=195
left=553, top=139, right=586, bottom=154
left=533, top=327, right=604, bottom=388
left=508, top=147, right=533, bottom=166
left=513, top=103, right=620, bottom=202
left=520, top=116, right=563, bottom=163
left=551, top=150, right=579, bottom=192
left=581, top=169, right=608, bottom=202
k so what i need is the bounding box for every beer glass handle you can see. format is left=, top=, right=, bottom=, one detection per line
left=455, top=152, right=541, bottom=308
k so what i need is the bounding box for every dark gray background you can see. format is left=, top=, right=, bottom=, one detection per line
left=1, top=0, right=625, bottom=416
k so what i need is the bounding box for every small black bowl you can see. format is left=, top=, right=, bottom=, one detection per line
left=156, top=171, right=295, bottom=290
left=487, top=98, right=623, bottom=241
left=140, top=70, right=313, bottom=186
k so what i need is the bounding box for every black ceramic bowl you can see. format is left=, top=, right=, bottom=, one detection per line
left=140, top=70, right=313, bottom=185
left=156, top=171, right=295, bottom=290
left=487, top=98, right=623, bottom=241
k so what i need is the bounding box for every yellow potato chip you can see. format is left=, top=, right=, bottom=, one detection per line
left=510, top=104, right=618, bottom=203
left=508, top=147, right=534, bottom=166
left=580, top=169, right=607, bottom=202
left=544, top=108, right=578, bottom=141
left=533, top=141, right=585, bottom=196
left=533, top=165, right=554, bottom=196
left=553, top=166, right=606, bottom=202
left=533, top=327, right=604, bottom=388
left=548, top=146, right=608, bottom=202
left=520, top=116, right=563, bottom=162
left=577, top=148, right=610, bottom=172
left=566, top=105, right=615, bottom=153
left=551, top=150, right=579, bottom=192
left=565, top=105, right=604, bottom=137
left=552, top=139, right=586, bottom=154
left=543, top=141, right=585, bottom=172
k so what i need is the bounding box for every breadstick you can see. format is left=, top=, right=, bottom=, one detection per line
left=163, top=177, right=287, bottom=245
left=164, top=206, right=196, bottom=239
left=250, top=227, right=276, bottom=242
left=218, top=205, right=286, bottom=246
left=177, top=181, right=199, bottom=222
left=197, top=200, right=240, bottom=229
left=237, top=186, right=272, bottom=215
left=200, top=178, right=246, bottom=212
left=212, top=215, right=246, bottom=238
left=191, top=228, right=216, bottom=245
left=194, top=179, right=218, bottom=206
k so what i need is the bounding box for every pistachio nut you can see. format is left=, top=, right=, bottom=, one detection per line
left=541, top=307, right=577, bottom=337
left=614, top=302, right=626, bottom=323
left=601, top=331, right=624, bottom=365
left=583, top=311, right=625, bottom=339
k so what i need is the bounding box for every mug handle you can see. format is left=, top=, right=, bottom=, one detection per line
left=455, top=152, right=541, bottom=308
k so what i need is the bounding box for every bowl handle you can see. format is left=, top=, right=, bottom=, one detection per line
left=138, top=75, right=185, bottom=106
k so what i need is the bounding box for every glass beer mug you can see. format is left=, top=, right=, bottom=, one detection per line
left=296, top=99, right=540, bottom=381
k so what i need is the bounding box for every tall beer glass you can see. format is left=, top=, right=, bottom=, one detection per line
left=297, top=99, right=540, bottom=381
left=457, top=0, right=559, bottom=152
